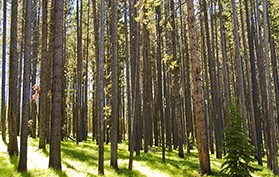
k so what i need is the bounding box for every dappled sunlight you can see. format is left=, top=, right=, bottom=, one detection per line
left=0, top=136, right=277, bottom=176
left=134, top=161, right=170, bottom=177
left=27, top=143, right=49, bottom=169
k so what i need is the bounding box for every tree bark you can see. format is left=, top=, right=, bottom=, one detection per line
left=110, top=0, right=118, bottom=169
left=1, top=0, right=7, bottom=143
left=18, top=0, right=32, bottom=171
left=97, top=0, right=105, bottom=174
left=262, top=0, right=279, bottom=174
left=155, top=4, right=165, bottom=160
left=39, top=0, right=48, bottom=149
left=8, top=0, right=19, bottom=156
left=48, top=0, right=64, bottom=170
left=244, top=0, right=262, bottom=165
left=186, top=0, right=211, bottom=174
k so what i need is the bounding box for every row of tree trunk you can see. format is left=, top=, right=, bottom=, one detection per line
left=1, top=0, right=279, bottom=175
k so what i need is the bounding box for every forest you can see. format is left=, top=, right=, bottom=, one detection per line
left=0, top=0, right=279, bottom=176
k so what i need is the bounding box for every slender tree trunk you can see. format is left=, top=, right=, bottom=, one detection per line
left=18, top=0, right=32, bottom=171
left=143, top=4, right=150, bottom=153
left=48, top=0, right=64, bottom=170
left=8, top=0, right=19, bottom=156
left=186, top=0, right=211, bottom=174
left=199, top=0, right=212, bottom=155
left=17, top=10, right=24, bottom=137
left=217, top=0, right=230, bottom=130
left=263, top=0, right=279, bottom=174
left=31, top=0, right=39, bottom=139
left=123, top=0, right=131, bottom=151
left=92, top=0, right=99, bottom=142
left=76, top=0, right=83, bottom=144
left=110, top=0, right=118, bottom=169
left=203, top=0, right=222, bottom=159
left=170, top=0, right=183, bottom=158
left=244, top=0, right=262, bottom=165
left=270, top=37, right=279, bottom=148
left=253, top=0, right=272, bottom=169
left=232, top=0, right=247, bottom=123
left=1, top=0, right=7, bottom=143
left=155, top=4, right=165, bottom=160
left=39, top=0, right=48, bottom=149
left=97, top=0, right=105, bottom=174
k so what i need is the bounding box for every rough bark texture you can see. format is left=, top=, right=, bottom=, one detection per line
left=1, top=0, right=7, bottom=143
left=110, top=0, right=118, bottom=169
left=49, top=0, right=64, bottom=170
left=98, top=0, right=105, bottom=174
left=18, top=0, right=32, bottom=171
left=76, top=0, right=83, bottom=143
left=186, top=0, right=211, bottom=174
left=39, top=0, right=48, bottom=149
left=8, top=0, right=19, bottom=156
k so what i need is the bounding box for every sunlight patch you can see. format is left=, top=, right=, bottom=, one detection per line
left=134, top=161, right=170, bottom=177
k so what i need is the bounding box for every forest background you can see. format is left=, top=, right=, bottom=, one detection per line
left=1, top=0, right=279, bottom=176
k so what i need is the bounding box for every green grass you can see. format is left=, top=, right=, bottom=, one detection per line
left=0, top=137, right=277, bottom=177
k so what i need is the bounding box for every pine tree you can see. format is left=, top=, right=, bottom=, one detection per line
left=221, top=103, right=260, bottom=177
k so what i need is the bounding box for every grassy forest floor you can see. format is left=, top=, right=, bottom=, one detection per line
left=0, top=136, right=277, bottom=177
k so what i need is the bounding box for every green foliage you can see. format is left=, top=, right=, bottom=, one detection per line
left=221, top=104, right=260, bottom=177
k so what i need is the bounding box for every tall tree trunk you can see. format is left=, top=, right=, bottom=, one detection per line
left=110, top=0, right=118, bottom=169
left=263, top=0, right=279, bottom=174
left=17, top=9, right=24, bottom=137
left=76, top=0, right=83, bottom=143
left=47, top=0, right=55, bottom=144
left=8, top=0, right=19, bottom=156
left=163, top=0, right=172, bottom=151
left=31, top=0, right=39, bottom=139
left=186, top=0, right=211, bottom=174
left=83, top=0, right=90, bottom=142
left=202, top=0, right=222, bottom=159
left=48, top=0, right=64, bottom=170
left=1, top=0, right=7, bottom=143
left=97, top=0, right=105, bottom=174
left=244, top=0, right=262, bottom=165
left=39, top=0, right=49, bottom=149
left=170, top=0, right=183, bottom=158
left=270, top=37, right=279, bottom=150
left=18, top=0, right=32, bottom=171
left=232, top=0, right=247, bottom=122
left=143, top=4, right=150, bottom=153
left=92, top=0, right=99, bottom=142
left=155, top=4, right=165, bottom=160
left=129, top=0, right=141, bottom=167
left=253, top=0, right=272, bottom=169
left=123, top=0, right=131, bottom=151
left=217, top=0, right=230, bottom=129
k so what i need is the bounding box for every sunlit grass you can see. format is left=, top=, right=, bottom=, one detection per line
left=0, top=136, right=277, bottom=177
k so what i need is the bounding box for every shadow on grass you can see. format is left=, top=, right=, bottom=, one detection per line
left=9, top=154, right=19, bottom=170
left=19, top=171, right=32, bottom=177
left=53, top=169, right=68, bottom=177
left=117, top=167, right=146, bottom=177
left=132, top=150, right=225, bottom=177
left=62, top=146, right=98, bottom=166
